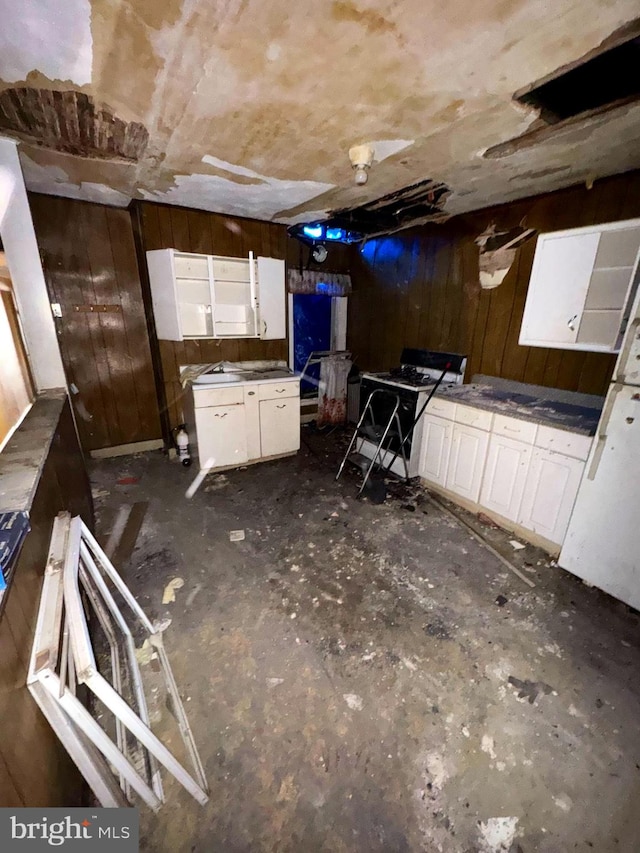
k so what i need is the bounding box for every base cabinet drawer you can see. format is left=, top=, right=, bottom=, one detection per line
left=259, top=398, right=300, bottom=457
left=446, top=424, right=489, bottom=503
left=480, top=435, right=531, bottom=522
left=518, top=449, right=585, bottom=545
left=258, top=381, right=299, bottom=401
left=195, top=404, right=248, bottom=468
left=419, top=414, right=453, bottom=487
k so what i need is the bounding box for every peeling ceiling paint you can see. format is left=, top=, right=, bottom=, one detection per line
left=139, top=170, right=335, bottom=221
left=0, top=0, right=92, bottom=86
left=0, top=1, right=638, bottom=226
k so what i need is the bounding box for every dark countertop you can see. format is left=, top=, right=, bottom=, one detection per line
left=436, top=377, right=604, bottom=436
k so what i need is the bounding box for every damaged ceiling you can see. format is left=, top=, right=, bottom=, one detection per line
left=0, top=1, right=639, bottom=229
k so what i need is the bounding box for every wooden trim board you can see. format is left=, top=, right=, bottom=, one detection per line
left=90, top=439, right=164, bottom=459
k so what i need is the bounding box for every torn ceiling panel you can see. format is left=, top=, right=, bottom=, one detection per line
left=0, top=1, right=637, bottom=228
left=0, top=88, right=149, bottom=161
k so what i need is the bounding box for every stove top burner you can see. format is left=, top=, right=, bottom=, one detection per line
left=375, top=367, right=437, bottom=388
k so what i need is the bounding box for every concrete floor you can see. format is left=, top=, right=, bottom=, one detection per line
left=91, top=428, right=640, bottom=853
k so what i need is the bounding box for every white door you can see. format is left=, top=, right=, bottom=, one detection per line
left=519, top=449, right=584, bottom=545
left=260, top=398, right=300, bottom=457
left=195, top=404, right=248, bottom=468
left=446, top=424, right=489, bottom=503
left=520, top=231, right=600, bottom=347
left=480, top=434, right=531, bottom=522
left=257, top=257, right=286, bottom=340
left=419, top=414, right=453, bottom=486
left=560, top=384, right=640, bottom=609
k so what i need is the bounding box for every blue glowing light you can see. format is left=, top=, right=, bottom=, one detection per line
left=325, top=227, right=345, bottom=241
left=302, top=224, right=323, bottom=240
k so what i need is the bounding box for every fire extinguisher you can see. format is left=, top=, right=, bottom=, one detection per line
left=173, top=424, right=192, bottom=467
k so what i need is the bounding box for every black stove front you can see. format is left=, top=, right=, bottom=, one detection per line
left=359, top=376, right=419, bottom=455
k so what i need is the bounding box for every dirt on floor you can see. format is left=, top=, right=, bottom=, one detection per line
left=90, top=426, right=640, bottom=853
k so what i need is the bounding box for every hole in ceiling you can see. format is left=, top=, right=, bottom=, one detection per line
left=328, top=178, right=451, bottom=235
left=514, top=24, right=640, bottom=123
left=0, top=87, right=149, bottom=161
left=485, top=20, right=640, bottom=160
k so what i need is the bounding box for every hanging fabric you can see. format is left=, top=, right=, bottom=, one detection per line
left=318, top=354, right=352, bottom=425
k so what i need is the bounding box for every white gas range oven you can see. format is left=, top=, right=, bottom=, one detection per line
left=358, top=348, right=467, bottom=478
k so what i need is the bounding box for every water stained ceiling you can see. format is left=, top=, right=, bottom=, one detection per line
left=0, top=0, right=639, bottom=230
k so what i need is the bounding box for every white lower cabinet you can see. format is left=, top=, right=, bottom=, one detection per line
left=195, top=404, right=248, bottom=468
left=480, top=434, right=531, bottom=522
left=446, top=424, right=489, bottom=503
left=259, top=398, right=300, bottom=457
left=189, top=378, right=300, bottom=470
left=419, top=397, right=592, bottom=550
left=418, top=414, right=452, bottom=486
left=518, top=448, right=584, bottom=544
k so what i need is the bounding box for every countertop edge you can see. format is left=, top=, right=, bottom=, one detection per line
left=191, top=374, right=300, bottom=390
left=0, top=390, right=67, bottom=514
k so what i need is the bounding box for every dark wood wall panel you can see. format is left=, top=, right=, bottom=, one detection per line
left=136, top=201, right=350, bottom=432
left=29, top=194, right=162, bottom=452
left=0, top=400, right=92, bottom=806
left=347, top=170, right=640, bottom=396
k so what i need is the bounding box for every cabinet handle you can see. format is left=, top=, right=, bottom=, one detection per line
left=567, top=314, right=578, bottom=331
left=263, top=319, right=268, bottom=336
left=276, top=388, right=285, bottom=393
left=276, top=404, right=286, bottom=409
left=504, top=425, right=520, bottom=432
left=214, top=412, right=228, bottom=418
left=247, top=391, right=255, bottom=396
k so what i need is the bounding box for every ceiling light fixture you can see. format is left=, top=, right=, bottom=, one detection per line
left=312, top=245, right=328, bottom=263
left=349, top=143, right=375, bottom=185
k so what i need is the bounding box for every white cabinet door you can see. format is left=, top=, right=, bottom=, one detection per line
left=520, top=220, right=640, bottom=353
left=146, top=250, right=182, bottom=341
left=519, top=449, right=584, bottom=545
left=520, top=231, right=600, bottom=348
left=260, top=398, right=300, bottom=456
left=446, top=424, right=489, bottom=503
left=419, top=414, right=453, bottom=487
left=257, top=257, right=286, bottom=340
left=195, top=404, right=248, bottom=468
left=480, top=434, right=531, bottom=522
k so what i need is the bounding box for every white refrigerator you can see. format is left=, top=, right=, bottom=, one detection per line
left=559, top=285, right=640, bottom=608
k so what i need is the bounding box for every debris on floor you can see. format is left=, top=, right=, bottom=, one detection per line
left=161, top=577, right=184, bottom=605
left=229, top=529, right=245, bottom=542
left=88, top=439, right=640, bottom=852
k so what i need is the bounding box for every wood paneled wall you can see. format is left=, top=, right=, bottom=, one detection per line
left=134, top=201, right=350, bottom=433
left=347, top=170, right=640, bottom=396
left=30, top=194, right=162, bottom=452
left=0, top=400, right=92, bottom=806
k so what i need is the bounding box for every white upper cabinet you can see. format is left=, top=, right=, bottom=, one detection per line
left=146, top=249, right=286, bottom=341
left=256, top=257, right=286, bottom=340
left=520, top=218, right=640, bottom=353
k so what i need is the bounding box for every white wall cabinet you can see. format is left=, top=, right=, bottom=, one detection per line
left=446, top=424, right=489, bottom=503
left=520, top=218, right=640, bottom=353
left=186, top=377, right=300, bottom=472
left=147, top=249, right=286, bottom=342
